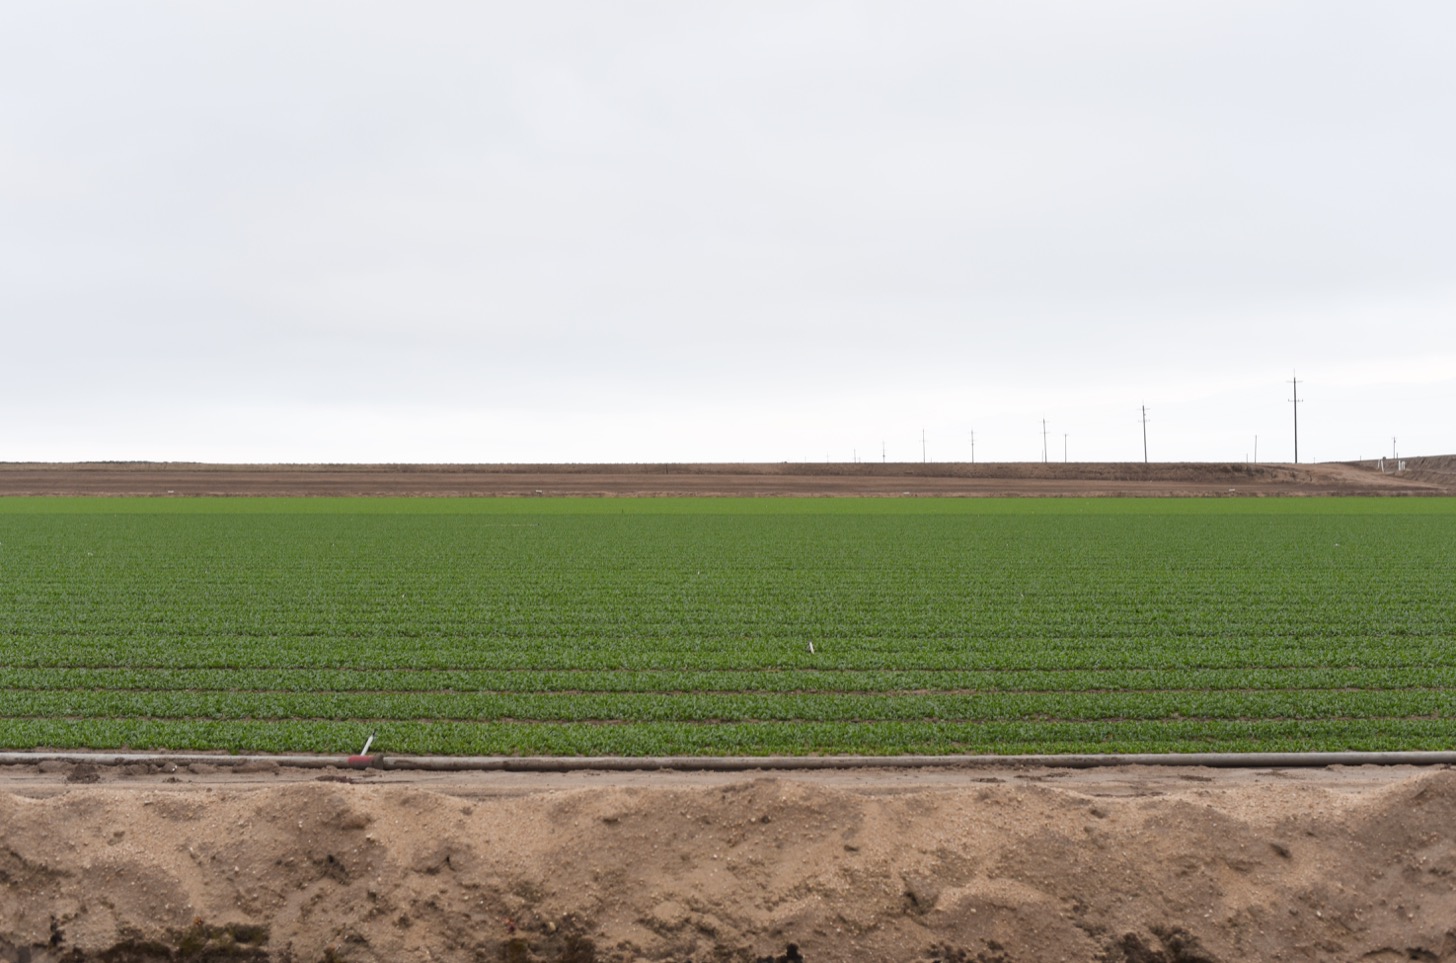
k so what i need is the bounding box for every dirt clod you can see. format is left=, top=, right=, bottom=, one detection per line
left=64, top=765, right=100, bottom=785
left=1104, top=926, right=1218, bottom=963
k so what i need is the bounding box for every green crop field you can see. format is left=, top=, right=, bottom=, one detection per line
left=1, top=496, right=1452, bottom=756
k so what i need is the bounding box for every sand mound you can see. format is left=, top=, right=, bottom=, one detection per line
left=3, top=764, right=1454, bottom=961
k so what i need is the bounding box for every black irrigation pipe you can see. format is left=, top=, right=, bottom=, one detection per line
left=2, top=750, right=1455, bottom=771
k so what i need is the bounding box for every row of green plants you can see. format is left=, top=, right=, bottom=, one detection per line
left=5, top=687, right=1452, bottom=722
left=3, top=717, right=1452, bottom=756
left=5, top=665, right=1456, bottom=692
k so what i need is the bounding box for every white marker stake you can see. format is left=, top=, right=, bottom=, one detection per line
left=348, top=732, right=380, bottom=769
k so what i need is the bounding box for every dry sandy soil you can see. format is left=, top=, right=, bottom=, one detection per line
left=3, top=461, right=1454, bottom=962
left=3, top=760, right=1456, bottom=963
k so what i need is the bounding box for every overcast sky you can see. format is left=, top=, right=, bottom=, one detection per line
left=3, top=3, right=1452, bottom=464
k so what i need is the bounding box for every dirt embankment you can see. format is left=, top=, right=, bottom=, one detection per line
left=1344, top=454, right=1456, bottom=494
left=2, top=762, right=1455, bottom=962
left=0, top=459, right=1450, bottom=497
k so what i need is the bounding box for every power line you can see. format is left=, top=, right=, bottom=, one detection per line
left=1289, top=373, right=1302, bottom=464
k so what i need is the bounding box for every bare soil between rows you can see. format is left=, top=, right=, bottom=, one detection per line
left=4, top=462, right=1455, bottom=961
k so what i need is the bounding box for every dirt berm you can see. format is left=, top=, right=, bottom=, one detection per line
left=1, top=459, right=1451, bottom=497
left=2, top=762, right=1455, bottom=962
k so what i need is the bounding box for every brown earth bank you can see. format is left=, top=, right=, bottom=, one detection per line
left=2, top=762, right=1455, bottom=963
left=0, top=459, right=1451, bottom=497
left=1344, top=454, right=1456, bottom=494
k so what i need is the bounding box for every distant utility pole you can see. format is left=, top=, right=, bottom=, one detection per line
left=970, top=430, right=975, bottom=464
left=1041, top=419, right=1049, bottom=464
left=1063, top=433, right=1068, bottom=463
left=882, top=441, right=886, bottom=463
left=1289, top=373, right=1302, bottom=464
left=921, top=429, right=927, bottom=463
left=1140, top=405, right=1149, bottom=463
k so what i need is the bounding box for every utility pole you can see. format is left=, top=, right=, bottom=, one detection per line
left=1140, top=405, right=1149, bottom=463
left=970, top=430, right=975, bottom=464
left=1289, top=373, right=1301, bottom=464
left=882, top=441, right=886, bottom=464
left=1041, top=419, right=1048, bottom=464
left=1063, top=433, right=1068, bottom=463
left=921, top=429, right=927, bottom=464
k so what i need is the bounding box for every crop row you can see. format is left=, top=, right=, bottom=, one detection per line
left=4, top=666, right=1456, bottom=693
left=0, top=717, right=1450, bottom=756
left=1, top=688, right=1451, bottom=723
left=2, top=636, right=1453, bottom=672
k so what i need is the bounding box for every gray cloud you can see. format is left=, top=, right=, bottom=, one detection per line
left=3, top=2, right=1453, bottom=462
